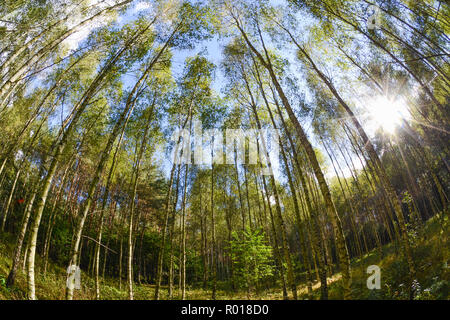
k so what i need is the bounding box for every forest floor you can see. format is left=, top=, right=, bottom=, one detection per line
left=0, top=214, right=448, bottom=300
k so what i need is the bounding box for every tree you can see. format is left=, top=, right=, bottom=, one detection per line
left=230, top=227, right=274, bottom=295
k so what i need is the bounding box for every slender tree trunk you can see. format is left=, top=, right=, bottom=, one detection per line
left=211, top=158, right=217, bottom=300
left=1, top=168, right=21, bottom=231
left=119, top=235, right=123, bottom=291
left=169, top=165, right=181, bottom=299
left=65, top=29, right=164, bottom=299
left=256, top=67, right=313, bottom=297
left=241, top=62, right=297, bottom=299
left=0, top=158, right=7, bottom=181
left=6, top=184, right=37, bottom=286
left=0, top=0, right=135, bottom=108
left=181, top=163, right=189, bottom=300
left=95, top=100, right=131, bottom=299
left=260, top=173, right=288, bottom=299
left=234, top=19, right=351, bottom=298
left=234, top=152, right=246, bottom=231
left=154, top=93, right=195, bottom=299
left=27, top=27, right=148, bottom=300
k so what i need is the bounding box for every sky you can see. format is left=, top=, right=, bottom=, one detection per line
left=56, top=0, right=370, bottom=181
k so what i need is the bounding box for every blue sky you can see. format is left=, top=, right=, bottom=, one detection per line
left=52, top=0, right=369, bottom=181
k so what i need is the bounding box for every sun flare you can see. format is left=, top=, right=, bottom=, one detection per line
left=367, top=96, right=410, bottom=134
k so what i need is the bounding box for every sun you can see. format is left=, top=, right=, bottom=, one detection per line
left=366, top=96, right=410, bottom=134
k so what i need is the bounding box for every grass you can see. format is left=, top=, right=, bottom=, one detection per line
left=0, top=214, right=448, bottom=300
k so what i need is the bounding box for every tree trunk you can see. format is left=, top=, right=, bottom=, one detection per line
left=234, top=18, right=351, bottom=298
left=6, top=184, right=37, bottom=286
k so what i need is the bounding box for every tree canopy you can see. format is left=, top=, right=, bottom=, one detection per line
left=0, top=0, right=448, bottom=301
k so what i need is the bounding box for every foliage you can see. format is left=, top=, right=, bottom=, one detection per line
left=230, top=227, right=274, bottom=291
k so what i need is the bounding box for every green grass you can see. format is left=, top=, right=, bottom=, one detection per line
left=0, top=214, right=448, bottom=300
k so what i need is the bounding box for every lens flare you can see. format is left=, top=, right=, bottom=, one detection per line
left=367, top=96, right=410, bottom=134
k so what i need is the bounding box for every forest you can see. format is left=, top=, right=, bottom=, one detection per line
left=0, top=0, right=448, bottom=301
